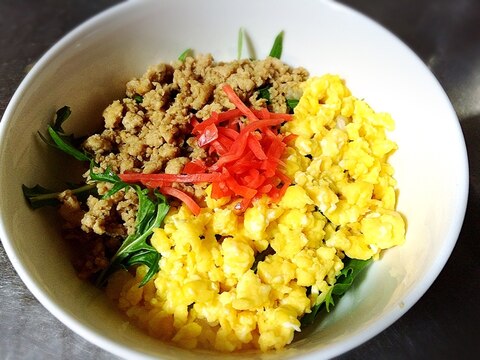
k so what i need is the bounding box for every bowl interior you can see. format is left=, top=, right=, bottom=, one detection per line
left=0, top=0, right=468, bottom=359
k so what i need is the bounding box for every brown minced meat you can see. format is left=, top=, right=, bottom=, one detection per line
left=58, top=54, right=309, bottom=280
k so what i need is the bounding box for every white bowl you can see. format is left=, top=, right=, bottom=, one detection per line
left=0, top=0, right=469, bottom=359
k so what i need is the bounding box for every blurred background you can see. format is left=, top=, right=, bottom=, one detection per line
left=0, top=0, right=478, bottom=358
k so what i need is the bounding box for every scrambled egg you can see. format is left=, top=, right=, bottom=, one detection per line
left=106, top=74, right=405, bottom=352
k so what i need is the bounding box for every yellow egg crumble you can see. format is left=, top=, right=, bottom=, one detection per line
left=106, top=74, right=406, bottom=352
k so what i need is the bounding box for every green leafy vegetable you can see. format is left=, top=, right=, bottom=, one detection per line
left=25, top=107, right=170, bottom=287
left=51, top=105, right=71, bottom=131
left=125, top=250, right=160, bottom=284
left=286, top=98, right=299, bottom=111
left=96, top=188, right=170, bottom=287
left=45, top=126, right=91, bottom=162
left=37, top=109, right=130, bottom=200
left=38, top=106, right=90, bottom=162
left=88, top=162, right=130, bottom=199
left=257, top=85, right=271, bottom=103
left=178, top=48, right=192, bottom=61
left=133, top=94, right=143, bottom=103
left=301, top=257, right=372, bottom=327
left=22, top=183, right=96, bottom=209
left=269, top=31, right=284, bottom=59
left=237, top=27, right=244, bottom=60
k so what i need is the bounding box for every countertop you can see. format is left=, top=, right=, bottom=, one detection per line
left=0, top=0, right=478, bottom=359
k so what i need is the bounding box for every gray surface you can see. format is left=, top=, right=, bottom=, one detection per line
left=0, top=0, right=478, bottom=359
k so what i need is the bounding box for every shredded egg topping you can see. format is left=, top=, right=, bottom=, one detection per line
left=106, top=74, right=405, bottom=352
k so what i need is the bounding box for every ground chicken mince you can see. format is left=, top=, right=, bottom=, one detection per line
left=54, top=54, right=405, bottom=352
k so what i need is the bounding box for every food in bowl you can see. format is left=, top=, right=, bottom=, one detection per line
left=22, top=35, right=405, bottom=352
